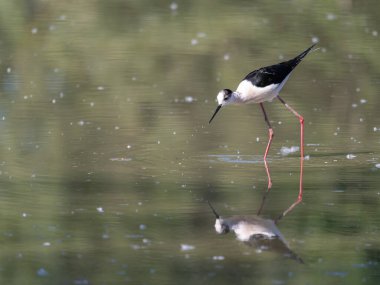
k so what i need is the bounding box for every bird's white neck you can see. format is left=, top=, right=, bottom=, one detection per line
left=227, top=92, right=245, bottom=105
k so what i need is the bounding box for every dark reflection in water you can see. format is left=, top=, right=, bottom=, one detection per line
left=207, top=199, right=304, bottom=264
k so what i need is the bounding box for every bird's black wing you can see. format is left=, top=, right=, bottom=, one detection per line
left=244, top=44, right=316, bottom=88
left=244, top=64, right=294, bottom=87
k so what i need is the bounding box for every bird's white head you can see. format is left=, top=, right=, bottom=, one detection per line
left=207, top=200, right=230, bottom=234
left=209, top=89, right=233, bottom=124
left=216, top=89, right=233, bottom=105
left=215, top=218, right=230, bottom=234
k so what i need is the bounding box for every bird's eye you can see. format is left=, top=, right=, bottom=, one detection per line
left=222, top=225, right=230, bottom=234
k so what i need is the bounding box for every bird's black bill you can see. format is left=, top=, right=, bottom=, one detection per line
left=207, top=200, right=220, bottom=219
left=209, top=105, right=222, bottom=124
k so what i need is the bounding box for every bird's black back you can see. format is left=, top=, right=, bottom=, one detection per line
left=244, top=44, right=316, bottom=87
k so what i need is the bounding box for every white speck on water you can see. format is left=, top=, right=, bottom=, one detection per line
left=169, top=2, right=178, bottom=11
left=43, top=242, right=51, bottom=247
left=212, top=255, right=225, bottom=260
left=6, top=67, right=11, bottom=73
left=97, top=86, right=105, bottom=91
left=21, top=212, right=29, bottom=218
left=139, top=224, right=146, bottom=230
left=197, top=32, right=207, bottom=38
left=77, top=120, right=85, bottom=126
left=374, top=127, right=379, bottom=132
left=375, top=164, right=380, bottom=168
left=372, top=30, right=378, bottom=37
left=360, top=98, right=367, bottom=104
left=59, top=15, right=66, bottom=21
left=359, top=118, right=364, bottom=122
left=142, top=238, right=150, bottom=244
left=90, top=102, right=95, bottom=107
left=96, top=207, right=104, bottom=213
left=224, top=53, right=230, bottom=61
left=109, top=157, right=132, bottom=162
left=181, top=244, right=195, bottom=251
left=356, top=87, right=361, bottom=92
left=326, top=13, right=337, bottom=20
left=31, top=27, right=38, bottom=34
left=191, top=38, right=198, bottom=45
left=352, top=103, right=358, bottom=108
left=59, top=92, right=64, bottom=98
left=2, top=116, right=5, bottom=121
left=312, top=36, right=319, bottom=43
left=127, top=145, right=131, bottom=149
left=37, top=268, right=48, bottom=277
left=346, top=154, right=356, bottom=159
left=173, top=131, right=176, bottom=135
left=52, top=99, right=56, bottom=104
left=304, top=155, right=310, bottom=160
left=185, top=96, right=194, bottom=103
left=157, top=140, right=160, bottom=144
left=256, top=137, right=260, bottom=142
left=280, top=146, right=299, bottom=156
left=114, top=126, right=120, bottom=130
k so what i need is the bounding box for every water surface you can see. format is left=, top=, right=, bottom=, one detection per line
left=1, top=1, right=380, bottom=284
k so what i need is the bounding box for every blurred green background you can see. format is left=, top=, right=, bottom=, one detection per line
left=1, top=0, right=380, bottom=284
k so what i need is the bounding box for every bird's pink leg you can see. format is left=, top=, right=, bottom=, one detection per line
left=257, top=103, right=274, bottom=216
left=276, top=96, right=304, bottom=220
left=259, top=103, right=273, bottom=191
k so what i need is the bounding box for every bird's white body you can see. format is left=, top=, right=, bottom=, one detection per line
left=217, top=74, right=291, bottom=106
left=214, top=216, right=287, bottom=245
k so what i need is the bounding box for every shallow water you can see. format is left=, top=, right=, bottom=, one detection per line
left=1, top=1, right=380, bottom=284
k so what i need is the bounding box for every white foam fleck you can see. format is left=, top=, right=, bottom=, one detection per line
left=191, top=39, right=198, bottom=45
left=280, top=146, right=299, bottom=156
left=181, top=244, right=195, bottom=251
left=169, top=2, right=178, bottom=11
left=212, top=255, right=225, bottom=260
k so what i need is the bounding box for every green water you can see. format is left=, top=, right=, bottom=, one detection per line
left=1, top=1, right=380, bottom=284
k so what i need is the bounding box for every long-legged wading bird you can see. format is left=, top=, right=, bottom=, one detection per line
left=209, top=44, right=316, bottom=218
left=207, top=201, right=304, bottom=263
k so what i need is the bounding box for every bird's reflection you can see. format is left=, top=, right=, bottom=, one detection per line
left=208, top=197, right=304, bottom=264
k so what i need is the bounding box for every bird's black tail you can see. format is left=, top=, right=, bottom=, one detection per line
left=291, top=43, right=317, bottom=68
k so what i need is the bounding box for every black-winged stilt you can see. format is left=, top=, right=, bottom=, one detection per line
left=207, top=201, right=304, bottom=263
left=209, top=44, right=316, bottom=216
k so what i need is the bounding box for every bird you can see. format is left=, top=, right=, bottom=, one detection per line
left=209, top=44, right=316, bottom=216
left=207, top=201, right=304, bottom=263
